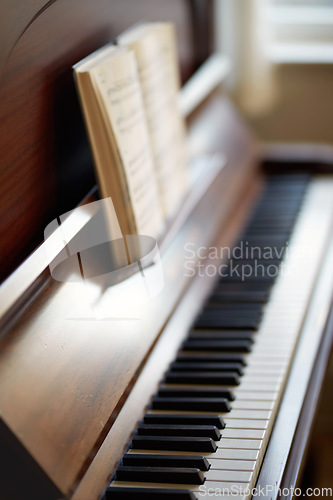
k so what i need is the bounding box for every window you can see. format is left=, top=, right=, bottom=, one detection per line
left=267, top=0, right=333, bottom=62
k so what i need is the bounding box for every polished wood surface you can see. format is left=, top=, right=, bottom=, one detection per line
left=0, top=91, right=259, bottom=498
left=71, top=170, right=262, bottom=500
left=0, top=0, right=213, bottom=283
left=2, top=2, right=332, bottom=499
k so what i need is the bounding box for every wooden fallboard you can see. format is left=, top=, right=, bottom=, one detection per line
left=0, top=94, right=259, bottom=498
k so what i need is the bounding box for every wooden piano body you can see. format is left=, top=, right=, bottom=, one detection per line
left=1, top=1, right=333, bottom=499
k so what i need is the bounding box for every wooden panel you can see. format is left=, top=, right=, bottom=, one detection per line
left=0, top=0, right=207, bottom=282
left=72, top=165, right=262, bottom=500
left=0, top=92, right=259, bottom=497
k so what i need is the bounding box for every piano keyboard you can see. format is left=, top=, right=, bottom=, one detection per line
left=104, top=174, right=333, bottom=500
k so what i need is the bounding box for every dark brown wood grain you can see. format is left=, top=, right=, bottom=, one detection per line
left=0, top=0, right=212, bottom=283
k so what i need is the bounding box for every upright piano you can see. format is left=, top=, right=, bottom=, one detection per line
left=1, top=2, right=333, bottom=499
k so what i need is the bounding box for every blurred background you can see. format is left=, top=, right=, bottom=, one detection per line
left=213, top=0, right=333, bottom=490
left=214, top=0, right=333, bottom=145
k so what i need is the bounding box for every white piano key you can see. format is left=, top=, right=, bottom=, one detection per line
left=194, top=493, right=247, bottom=500
left=242, top=373, right=284, bottom=380
left=234, top=381, right=282, bottom=399
left=220, top=428, right=266, bottom=439
left=232, top=400, right=274, bottom=410
left=205, top=469, right=253, bottom=483
left=255, top=338, right=295, bottom=346
left=242, top=375, right=283, bottom=382
left=232, top=391, right=278, bottom=401
left=244, top=369, right=285, bottom=377
left=251, top=343, right=292, bottom=350
left=247, top=356, right=289, bottom=364
left=209, top=459, right=256, bottom=471
left=236, top=382, right=282, bottom=392
left=218, top=438, right=263, bottom=450
left=250, top=349, right=290, bottom=357
left=223, top=409, right=272, bottom=420
left=223, top=419, right=268, bottom=430
left=194, top=481, right=250, bottom=497
left=245, top=364, right=287, bottom=371
left=210, top=448, right=259, bottom=460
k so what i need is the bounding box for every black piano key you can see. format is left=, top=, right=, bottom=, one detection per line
left=195, top=310, right=262, bottom=329
left=164, top=371, right=240, bottom=386
left=246, top=220, right=295, bottom=231
left=137, top=424, right=221, bottom=440
left=105, top=486, right=197, bottom=499
left=247, top=215, right=296, bottom=226
left=170, top=362, right=244, bottom=375
left=195, top=315, right=261, bottom=330
left=188, top=329, right=254, bottom=341
left=236, top=236, right=289, bottom=245
left=122, top=453, right=210, bottom=471
left=220, top=270, right=281, bottom=282
left=215, top=282, right=272, bottom=291
left=237, top=235, right=290, bottom=244
left=177, top=352, right=246, bottom=365
left=220, top=275, right=277, bottom=285
left=262, top=186, right=308, bottom=196
left=248, top=205, right=297, bottom=215
left=198, top=308, right=263, bottom=317
left=206, top=298, right=266, bottom=306
left=171, top=361, right=244, bottom=375
left=152, top=396, right=231, bottom=411
left=248, top=213, right=297, bottom=222
left=264, top=175, right=309, bottom=184
left=182, top=339, right=252, bottom=352
left=256, top=199, right=302, bottom=208
left=158, top=387, right=235, bottom=401
left=243, top=221, right=293, bottom=229
left=143, top=413, right=225, bottom=429
left=196, top=315, right=263, bottom=327
left=209, top=291, right=269, bottom=303
left=244, top=227, right=293, bottom=235
left=246, top=218, right=295, bottom=226
left=248, top=209, right=298, bottom=219
left=115, top=465, right=205, bottom=485
left=223, top=257, right=282, bottom=266
left=131, top=435, right=217, bottom=452
left=261, top=186, right=306, bottom=193
left=202, top=303, right=264, bottom=314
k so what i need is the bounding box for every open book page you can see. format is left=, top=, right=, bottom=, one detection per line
left=76, top=47, right=164, bottom=240
left=74, top=47, right=134, bottom=237
left=117, top=23, right=189, bottom=220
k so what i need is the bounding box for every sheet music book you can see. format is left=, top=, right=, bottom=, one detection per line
left=117, top=22, right=189, bottom=219
left=73, top=44, right=164, bottom=240
left=73, top=22, right=189, bottom=242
